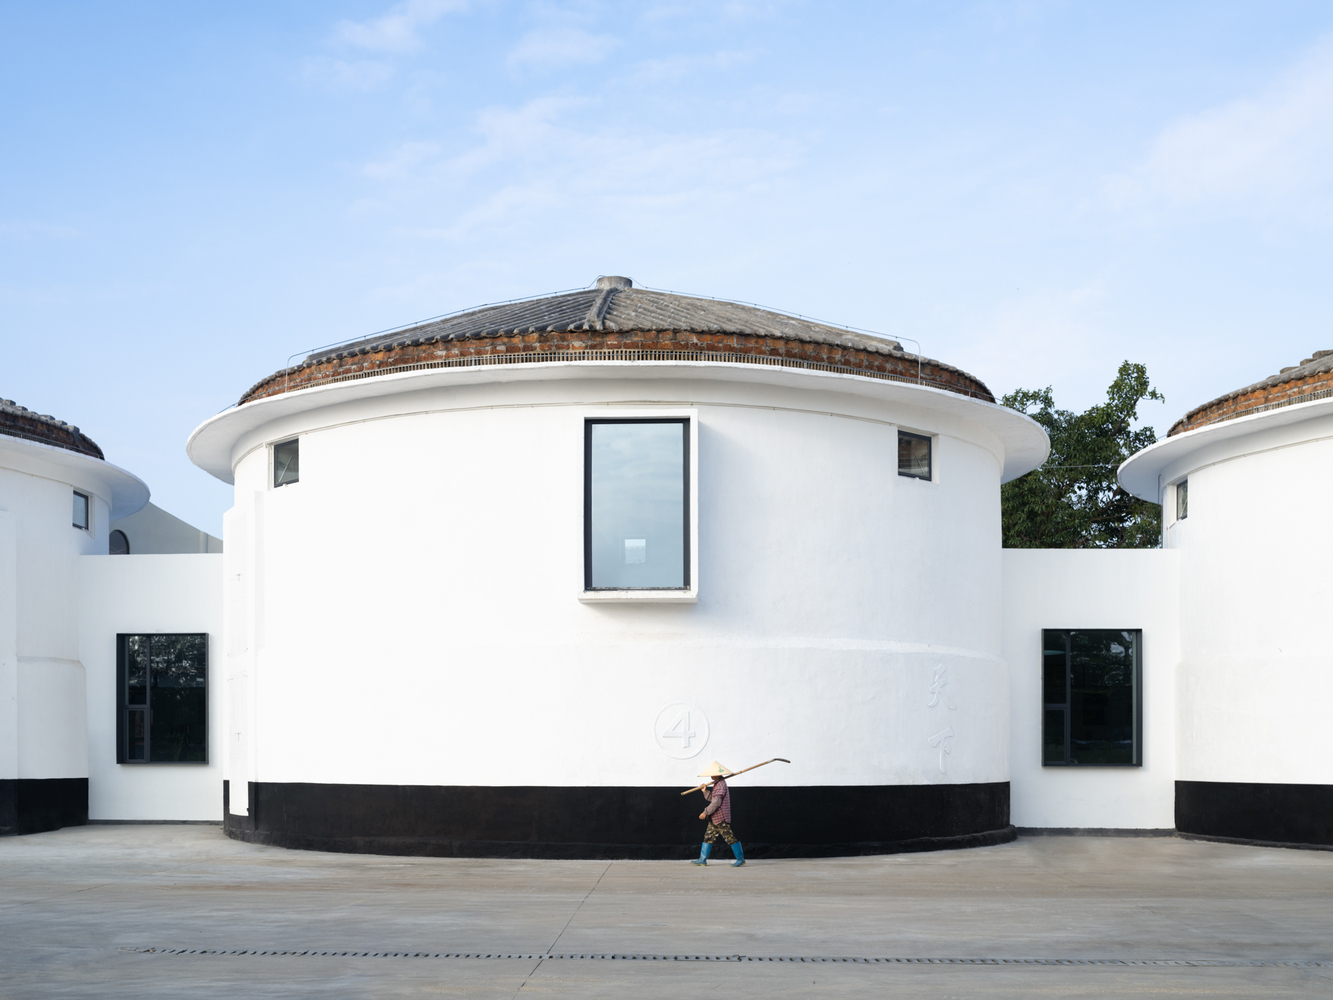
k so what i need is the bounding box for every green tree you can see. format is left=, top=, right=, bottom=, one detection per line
left=1001, top=361, right=1164, bottom=548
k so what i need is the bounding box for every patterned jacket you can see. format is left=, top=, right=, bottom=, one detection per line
left=701, top=778, right=731, bottom=825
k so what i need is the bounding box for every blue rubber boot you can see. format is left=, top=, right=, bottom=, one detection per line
left=690, top=843, right=711, bottom=865
left=730, top=842, right=746, bottom=867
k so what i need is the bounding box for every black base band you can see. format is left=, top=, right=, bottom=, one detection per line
left=223, top=780, right=1013, bottom=859
left=1177, top=831, right=1333, bottom=853
left=0, top=778, right=88, bottom=836
left=1176, top=780, right=1333, bottom=849
left=1017, top=828, right=1175, bottom=837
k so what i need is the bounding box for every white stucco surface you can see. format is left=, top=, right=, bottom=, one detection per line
left=189, top=360, right=1050, bottom=484
left=1002, top=548, right=1180, bottom=830
left=16, top=659, right=88, bottom=779
left=0, top=511, right=16, bottom=784
left=208, top=369, right=1045, bottom=795
left=1118, top=396, right=1333, bottom=502
left=0, top=438, right=146, bottom=783
left=77, top=555, right=223, bottom=821
left=110, top=501, right=222, bottom=554
left=1160, top=423, right=1333, bottom=786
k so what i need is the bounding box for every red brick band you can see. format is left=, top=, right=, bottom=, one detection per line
left=239, top=330, right=993, bottom=406
left=1169, top=369, right=1333, bottom=436
left=0, top=409, right=103, bottom=459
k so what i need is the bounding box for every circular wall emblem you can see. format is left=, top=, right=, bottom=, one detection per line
left=654, top=703, right=709, bottom=759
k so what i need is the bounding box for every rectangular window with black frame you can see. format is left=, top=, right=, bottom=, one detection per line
left=897, top=431, right=931, bottom=480
left=72, top=490, right=89, bottom=530
left=1042, top=629, right=1141, bottom=766
left=117, top=634, right=208, bottom=764
left=273, top=438, right=299, bottom=488
left=584, top=418, right=689, bottom=590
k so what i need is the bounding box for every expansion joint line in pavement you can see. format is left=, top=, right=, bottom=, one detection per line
left=121, top=950, right=1333, bottom=968
left=515, top=861, right=613, bottom=996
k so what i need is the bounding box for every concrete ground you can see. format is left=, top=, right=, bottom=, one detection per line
left=1, top=825, right=1332, bottom=998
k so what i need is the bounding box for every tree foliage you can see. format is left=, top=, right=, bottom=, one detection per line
left=1001, top=361, right=1164, bottom=548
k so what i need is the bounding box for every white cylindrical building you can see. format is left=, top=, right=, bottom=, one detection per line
left=0, top=399, right=148, bottom=834
left=1120, top=349, right=1333, bottom=848
left=189, top=278, right=1047, bottom=857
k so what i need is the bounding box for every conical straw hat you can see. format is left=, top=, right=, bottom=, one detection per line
left=698, top=761, right=733, bottom=777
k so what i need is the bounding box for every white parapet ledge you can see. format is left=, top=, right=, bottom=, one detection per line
left=0, top=434, right=149, bottom=520
left=1118, top=394, right=1333, bottom=501
left=579, top=589, right=698, bottom=604
left=187, top=359, right=1050, bottom=485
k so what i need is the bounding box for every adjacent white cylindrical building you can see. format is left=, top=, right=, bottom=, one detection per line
left=190, top=278, right=1047, bottom=857
left=1120, top=349, right=1333, bottom=848
left=0, top=399, right=148, bottom=834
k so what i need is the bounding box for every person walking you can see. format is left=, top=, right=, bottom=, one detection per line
left=690, top=761, right=745, bottom=867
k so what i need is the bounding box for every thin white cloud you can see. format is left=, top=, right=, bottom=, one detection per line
left=303, top=56, right=396, bottom=92
left=308, top=0, right=467, bottom=92
left=505, top=27, right=621, bottom=70
left=958, top=282, right=1120, bottom=404
left=641, top=1, right=788, bottom=23
left=1110, top=36, right=1333, bottom=219
left=630, top=49, right=754, bottom=83
left=334, top=0, right=467, bottom=53
left=452, top=96, right=590, bottom=171
left=362, top=141, right=443, bottom=180
left=357, top=95, right=801, bottom=241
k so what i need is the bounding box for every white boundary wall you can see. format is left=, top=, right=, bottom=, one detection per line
left=110, top=502, right=222, bottom=555
left=77, top=554, right=223, bottom=820
left=1003, top=548, right=1180, bottom=829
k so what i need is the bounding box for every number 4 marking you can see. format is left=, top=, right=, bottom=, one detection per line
left=662, top=712, right=696, bottom=749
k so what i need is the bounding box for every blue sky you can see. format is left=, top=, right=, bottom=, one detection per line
left=4, top=1, right=1332, bottom=535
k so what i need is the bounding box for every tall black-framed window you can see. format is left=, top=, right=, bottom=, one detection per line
left=584, top=418, right=689, bottom=590
left=116, top=634, right=208, bottom=764
left=898, top=431, right=932, bottom=480
left=273, top=438, right=299, bottom=488
left=1042, top=629, right=1141, bottom=766
left=1176, top=479, right=1188, bottom=521
left=73, top=490, right=90, bottom=530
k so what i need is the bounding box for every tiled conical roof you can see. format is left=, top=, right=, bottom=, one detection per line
left=1170, top=349, right=1333, bottom=435
left=239, top=277, right=993, bottom=405
left=0, top=398, right=103, bottom=459
left=314, top=280, right=905, bottom=362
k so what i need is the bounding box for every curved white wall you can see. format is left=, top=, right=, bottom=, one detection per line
left=1159, top=413, right=1333, bottom=786
left=1, top=437, right=148, bottom=835
left=0, top=454, right=108, bottom=786
left=216, top=369, right=1037, bottom=800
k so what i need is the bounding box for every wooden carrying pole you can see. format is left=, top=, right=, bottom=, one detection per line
left=681, top=758, right=791, bottom=796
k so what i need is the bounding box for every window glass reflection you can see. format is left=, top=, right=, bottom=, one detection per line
left=898, top=432, right=931, bottom=480
left=126, top=635, right=148, bottom=705
left=127, top=709, right=146, bottom=761
left=117, top=633, right=207, bottom=764
left=1041, top=628, right=1140, bottom=766
left=273, top=439, right=299, bottom=488
left=1042, top=709, right=1066, bottom=764
left=149, top=635, right=208, bottom=762
left=588, top=421, right=686, bottom=589
left=72, top=491, right=89, bottom=530
left=1042, top=638, right=1067, bottom=705
left=1069, top=630, right=1135, bottom=764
